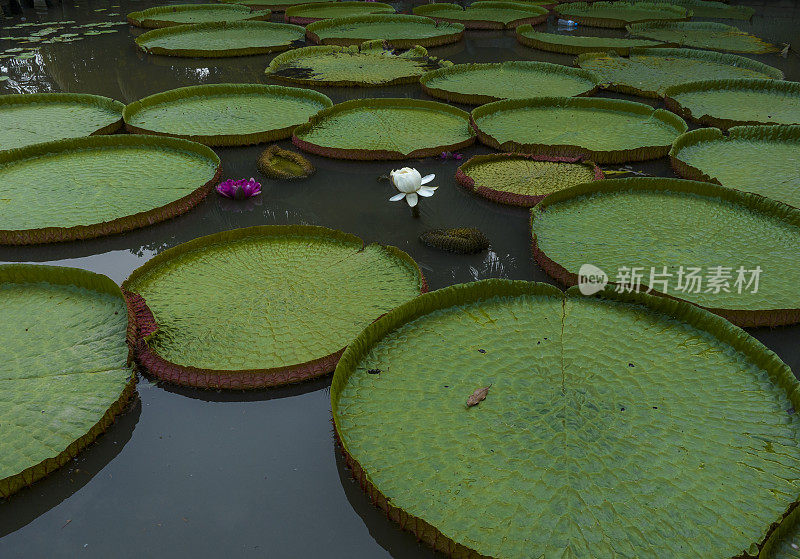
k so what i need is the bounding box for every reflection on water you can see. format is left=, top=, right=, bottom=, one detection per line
left=0, top=397, right=141, bottom=537
left=1, top=0, right=799, bottom=557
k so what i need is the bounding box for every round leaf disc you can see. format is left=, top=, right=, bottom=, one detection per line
left=627, top=21, right=779, bottom=53
left=266, top=41, right=451, bottom=87
left=0, top=135, right=221, bottom=245
left=554, top=1, right=690, bottom=28
left=670, top=125, right=800, bottom=208
left=123, top=83, right=333, bottom=146
left=420, top=61, right=599, bottom=105
left=670, top=0, right=755, bottom=19
left=127, top=3, right=271, bottom=28
left=216, top=0, right=334, bottom=12
left=293, top=98, right=475, bottom=160
left=0, top=93, right=123, bottom=152
left=0, top=264, right=136, bottom=498
left=516, top=25, right=673, bottom=55
left=664, top=78, right=800, bottom=130
left=284, top=2, right=395, bottom=25
left=471, top=97, right=688, bottom=164
left=135, top=21, right=305, bottom=58
left=531, top=177, right=800, bottom=326
left=332, top=279, right=800, bottom=558
left=576, top=48, right=783, bottom=98
left=305, top=14, right=464, bottom=49
left=123, top=225, right=427, bottom=389
left=456, top=152, right=603, bottom=207
left=412, top=1, right=548, bottom=30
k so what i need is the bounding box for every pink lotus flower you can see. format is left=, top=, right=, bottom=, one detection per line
left=440, top=151, right=463, bottom=160
left=216, top=178, right=261, bottom=200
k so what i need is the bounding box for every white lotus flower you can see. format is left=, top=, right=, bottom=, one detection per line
left=388, top=167, right=437, bottom=207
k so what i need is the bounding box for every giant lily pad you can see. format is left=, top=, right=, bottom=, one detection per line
left=216, top=0, right=334, bottom=12
left=135, top=21, right=305, bottom=57
left=123, top=225, right=427, bottom=389
left=413, top=1, right=548, bottom=30
left=0, top=264, right=136, bottom=498
left=554, top=1, right=690, bottom=28
left=127, top=4, right=270, bottom=29
left=516, top=25, right=674, bottom=54
left=667, top=0, right=754, bottom=20
left=123, top=83, right=333, bottom=146
left=670, top=125, right=800, bottom=208
left=627, top=21, right=778, bottom=53
left=420, top=61, right=599, bottom=104
left=305, top=14, right=464, bottom=49
left=456, top=152, right=603, bottom=207
left=576, top=48, right=784, bottom=98
left=332, top=278, right=800, bottom=558
left=0, top=93, right=123, bottom=152
left=293, top=98, right=474, bottom=160
left=284, top=2, right=395, bottom=25
left=266, top=41, right=451, bottom=87
left=0, top=135, right=220, bottom=245
left=664, top=79, right=800, bottom=130
left=531, top=177, right=800, bottom=326
left=471, top=97, right=687, bottom=164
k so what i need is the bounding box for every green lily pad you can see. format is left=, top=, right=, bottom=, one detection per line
left=305, top=14, right=465, bottom=49
left=216, top=0, right=333, bottom=12
left=554, top=1, right=690, bottom=28
left=531, top=177, right=800, bottom=326
left=576, top=48, right=784, bottom=98
left=0, top=135, right=220, bottom=245
left=135, top=21, right=305, bottom=57
left=123, top=225, right=426, bottom=389
left=667, top=0, right=754, bottom=20
left=664, top=79, right=800, bottom=130
left=471, top=97, right=688, bottom=164
left=332, top=279, right=800, bottom=558
left=123, top=83, right=333, bottom=146
left=516, top=25, right=674, bottom=54
left=266, top=41, right=451, bottom=87
left=456, top=152, right=603, bottom=207
left=413, top=1, right=548, bottom=29
left=420, top=61, right=599, bottom=104
left=670, top=125, right=800, bottom=208
left=627, top=21, right=778, bottom=53
left=0, top=93, right=123, bottom=152
left=285, top=1, right=395, bottom=25
left=292, top=98, right=475, bottom=160
left=127, top=4, right=270, bottom=29
left=0, top=264, right=136, bottom=498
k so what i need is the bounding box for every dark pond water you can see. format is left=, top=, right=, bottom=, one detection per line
left=1, top=0, right=799, bottom=557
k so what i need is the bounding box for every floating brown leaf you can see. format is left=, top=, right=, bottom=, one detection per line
left=466, top=384, right=491, bottom=407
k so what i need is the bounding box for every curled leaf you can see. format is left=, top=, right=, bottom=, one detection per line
left=257, top=145, right=314, bottom=180
left=466, top=384, right=491, bottom=407
left=419, top=228, right=490, bottom=254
